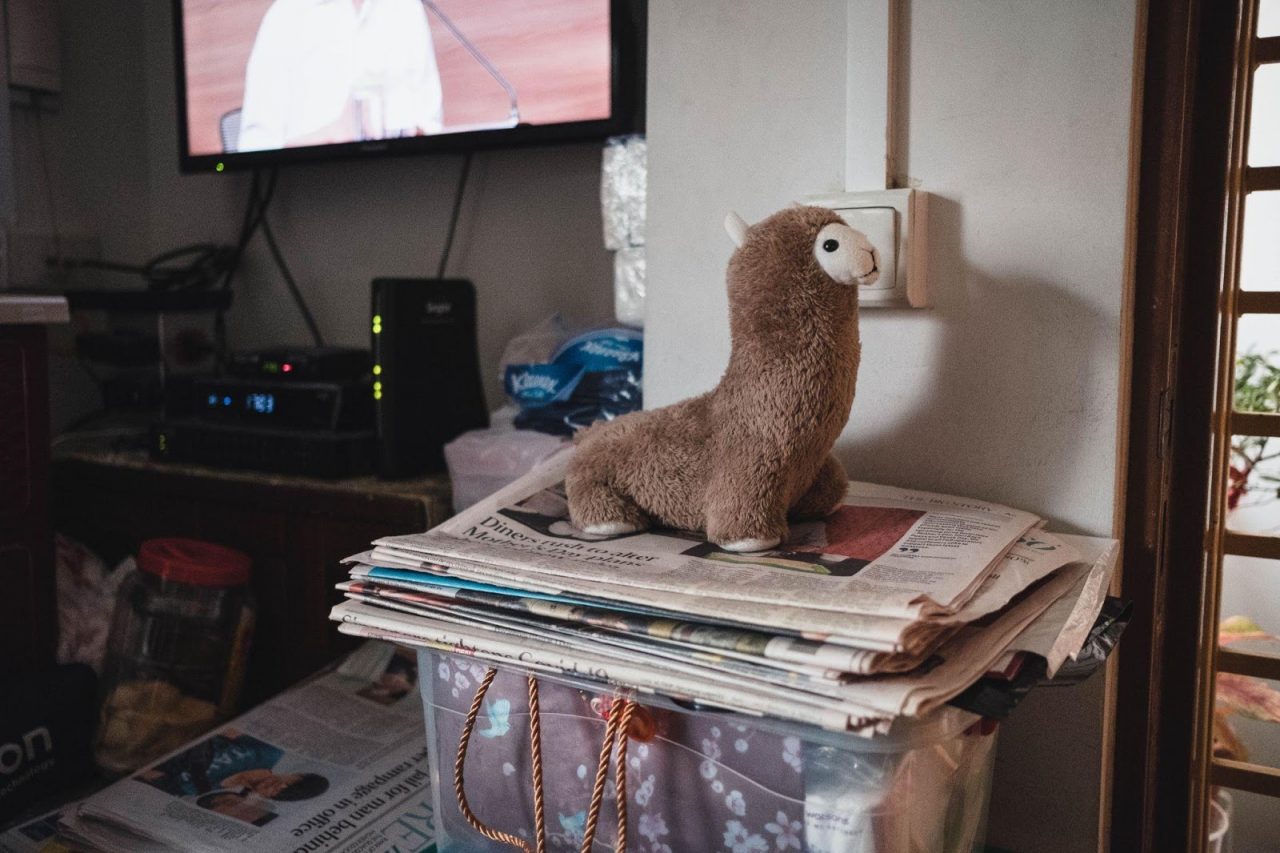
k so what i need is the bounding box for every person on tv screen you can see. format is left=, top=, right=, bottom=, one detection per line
left=237, top=0, right=445, bottom=152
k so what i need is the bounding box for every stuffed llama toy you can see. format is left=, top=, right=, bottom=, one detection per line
left=566, top=204, right=879, bottom=552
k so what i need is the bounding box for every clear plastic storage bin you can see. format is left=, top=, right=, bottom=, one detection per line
left=419, top=650, right=998, bottom=853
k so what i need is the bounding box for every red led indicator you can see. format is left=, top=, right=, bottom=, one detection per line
left=281, top=363, right=293, bottom=373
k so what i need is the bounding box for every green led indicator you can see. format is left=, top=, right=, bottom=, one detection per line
left=372, top=364, right=382, bottom=375
left=215, top=162, right=225, bottom=172
left=373, top=389, right=383, bottom=400
left=373, top=381, right=382, bottom=392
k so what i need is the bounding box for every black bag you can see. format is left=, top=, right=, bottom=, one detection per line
left=0, top=664, right=98, bottom=823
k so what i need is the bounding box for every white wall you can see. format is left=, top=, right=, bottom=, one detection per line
left=645, top=2, right=1135, bottom=851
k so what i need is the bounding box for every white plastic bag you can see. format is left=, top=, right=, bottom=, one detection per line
left=443, top=408, right=568, bottom=513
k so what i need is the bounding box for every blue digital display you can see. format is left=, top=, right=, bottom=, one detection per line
left=245, top=392, right=275, bottom=414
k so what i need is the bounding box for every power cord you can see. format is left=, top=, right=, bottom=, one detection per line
left=437, top=152, right=474, bottom=279
left=30, top=93, right=63, bottom=270
left=212, top=168, right=326, bottom=359
left=54, top=168, right=325, bottom=366
left=260, top=212, right=324, bottom=348
left=220, top=168, right=274, bottom=291
left=51, top=172, right=274, bottom=301
left=213, top=169, right=274, bottom=364
left=56, top=244, right=236, bottom=291
left=241, top=169, right=324, bottom=348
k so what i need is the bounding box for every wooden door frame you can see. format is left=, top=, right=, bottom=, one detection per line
left=1110, top=0, right=1248, bottom=850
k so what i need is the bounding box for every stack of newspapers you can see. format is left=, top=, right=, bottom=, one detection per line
left=331, top=449, right=1117, bottom=735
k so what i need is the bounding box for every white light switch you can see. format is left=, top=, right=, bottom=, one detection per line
left=803, top=189, right=929, bottom=307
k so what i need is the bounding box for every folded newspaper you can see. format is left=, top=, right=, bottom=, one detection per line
left=330, top=449, right=1119, bottom=735
left=5, top=643, right=439, bottom=853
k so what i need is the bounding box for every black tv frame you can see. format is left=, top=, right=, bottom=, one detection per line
left=172, top=0, right=645, bottom=173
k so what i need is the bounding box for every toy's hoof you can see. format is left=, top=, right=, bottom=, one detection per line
left=719, top=537, right=782, bottom=553
left=581, top=521, right=645, bottom=536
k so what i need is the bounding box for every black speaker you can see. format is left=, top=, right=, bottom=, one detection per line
left=372, top=278, right=488, bottom=478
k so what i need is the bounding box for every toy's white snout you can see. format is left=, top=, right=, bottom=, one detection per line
left=814, top=222, right=880, bottom=287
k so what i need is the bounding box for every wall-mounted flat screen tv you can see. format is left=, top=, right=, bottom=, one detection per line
left=173, top=0, right=643, bottom=172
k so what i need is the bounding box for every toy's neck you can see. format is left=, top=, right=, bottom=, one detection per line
left=724, top=286, right=861, bottom=393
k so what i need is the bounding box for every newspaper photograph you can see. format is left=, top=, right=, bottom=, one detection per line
left=60, top=643, right=438, bottom=853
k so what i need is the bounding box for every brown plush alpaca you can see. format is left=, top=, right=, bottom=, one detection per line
left=566, top=204, right=879, bottom=552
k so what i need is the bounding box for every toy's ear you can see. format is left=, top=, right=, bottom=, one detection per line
left=724, top=211, right=749, bottom=248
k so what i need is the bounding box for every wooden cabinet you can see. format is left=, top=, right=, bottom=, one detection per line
left=51, top=451, right=449, bottom=705
left=0, top=325, right=54, bottom=676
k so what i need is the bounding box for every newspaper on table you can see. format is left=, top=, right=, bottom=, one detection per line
left=52, top=643, right=438, bottom=853
left=365, top=448, right=1075, bottom=647
left=331, top=534, right=1117, bottom=736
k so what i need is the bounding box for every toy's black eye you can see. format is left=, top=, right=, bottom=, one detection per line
left=822, top=239, right=839, bottom=253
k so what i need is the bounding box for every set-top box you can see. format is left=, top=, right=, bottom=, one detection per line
left=190, top=376, right=372, bottom=431
left=226, top=346, right=371, bottom=382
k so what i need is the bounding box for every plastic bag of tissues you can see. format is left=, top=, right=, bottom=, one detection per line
left=500, top=316, right=642, bottom=436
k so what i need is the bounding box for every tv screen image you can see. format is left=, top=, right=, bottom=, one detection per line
left=175, top=0, right=630, bottom=170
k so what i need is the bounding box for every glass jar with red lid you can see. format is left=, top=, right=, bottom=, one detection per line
left=95, top=538, right=255, bottom=775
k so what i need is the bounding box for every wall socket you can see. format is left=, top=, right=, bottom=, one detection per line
left=3, top=228, right=101, bottom=289
left=804, top=189, right=929, bottom=308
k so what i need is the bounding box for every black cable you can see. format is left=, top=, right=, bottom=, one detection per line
left=437, top=152, right=474, bottom=279
left=260, top=213, right=324, bottom=347
left=247, top=169, right=324, bottom=346
left=215, top=169, right=274, bottom=367
left=52, top=243, right=233, bottom=291
left=217, top=168, right=325, bottom=347
left=222, top=171, right=259, bottom=291
left=30, top=95, right=63, bottom=268
left=221, top=169, right=277, bottom=291
left=46, top=167, right=261, bottom=296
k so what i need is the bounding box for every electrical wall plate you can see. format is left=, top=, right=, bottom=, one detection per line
left=803, top=188, right=930, bottom=307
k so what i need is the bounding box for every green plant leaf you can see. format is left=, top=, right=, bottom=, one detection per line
left=1219, top=615, right=1276, bottom=646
